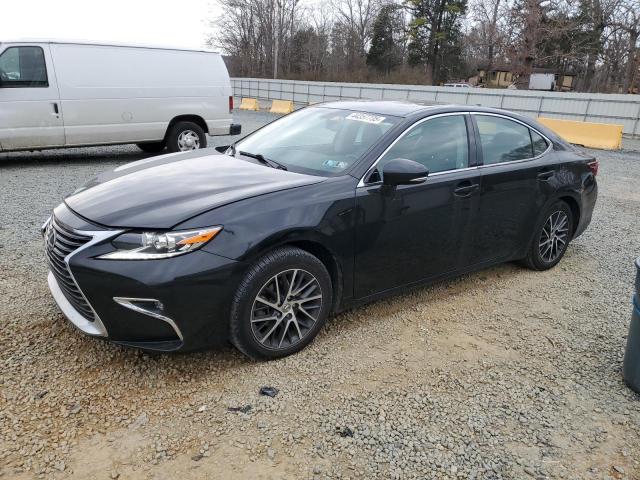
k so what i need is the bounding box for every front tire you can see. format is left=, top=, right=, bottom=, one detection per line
left=166, top=121, right=207, bottom=153
left=230, top=247, right=333, bottom=360
left=522, top=200, right=574, bottom=271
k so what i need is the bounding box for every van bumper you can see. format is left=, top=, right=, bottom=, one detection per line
left=207, top=121, right=241, bottom=137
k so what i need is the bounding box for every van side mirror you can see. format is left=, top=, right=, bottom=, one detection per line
left=382, top=158, right=428, bottom=186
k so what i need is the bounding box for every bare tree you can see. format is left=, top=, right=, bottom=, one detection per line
left=614, top=0, right=640, bottom=92
left=469, top=0, right=508, bottom=70
left=208, top=0, right=301, bottom=78
left=331, top=0, right=381, bottom=59
left=207, top=0, right=640, bottom=92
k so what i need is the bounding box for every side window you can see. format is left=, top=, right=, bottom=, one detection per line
left=0, top=47, right=48, bottom=87
left=531, top=130, right=549, bottom=156
left=476, top=115, right=534, bottom=164
left=376, top=115, right=469, bottom=178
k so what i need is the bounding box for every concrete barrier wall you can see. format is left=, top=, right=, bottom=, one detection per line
left=231, top=78, right=640, bottom=137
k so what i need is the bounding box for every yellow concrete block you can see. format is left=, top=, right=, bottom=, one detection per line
left=239, top=98, right=260, bottom=111
left=538, top=117, right=623, bottom=150
left=270, top=99, right=294, bottom=114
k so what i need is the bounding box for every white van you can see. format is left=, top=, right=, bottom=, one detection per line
left=0, top=39, right=240, bottom=153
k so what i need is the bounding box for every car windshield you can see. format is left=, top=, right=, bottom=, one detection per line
left=233, top=107, right=400, bottom=176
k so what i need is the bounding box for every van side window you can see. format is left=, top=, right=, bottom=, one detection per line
left=0, top=47, right=49, bottom=87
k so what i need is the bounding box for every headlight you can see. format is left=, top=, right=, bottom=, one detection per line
left=98, top=226, right=222, bottom=260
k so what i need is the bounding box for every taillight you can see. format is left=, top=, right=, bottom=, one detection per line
left=229, top=96, right=234, bottom=113
left=588, top=160, right=599, bottom=176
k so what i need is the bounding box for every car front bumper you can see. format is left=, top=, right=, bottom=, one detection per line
left=45, top=207, right=246, bottom=352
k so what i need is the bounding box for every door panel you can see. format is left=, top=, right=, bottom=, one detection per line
left=353, top=113, right=480, bottom=298
left=466, top=114, right=554, bottom=265
left=468, top=161, right=541, bottom=264
left=354, top=170, right=481, bottom=297
left=0, top=44, right=64, bottom=150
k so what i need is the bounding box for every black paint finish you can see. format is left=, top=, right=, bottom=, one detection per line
left=50, top=103, right=598, bottom=351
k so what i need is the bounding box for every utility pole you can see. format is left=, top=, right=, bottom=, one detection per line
left=273, top=0, right=280, bottom=79
left=274, top=33, right=279, bottom=79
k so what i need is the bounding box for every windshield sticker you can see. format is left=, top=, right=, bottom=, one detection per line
left=323, top=160, right=348, bottom=169
left=345, top=112, right=386, bottom=124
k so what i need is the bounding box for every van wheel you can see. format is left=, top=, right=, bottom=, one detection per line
left=166, top=121, right=207, bottom=152
left=136, top=141, right=166, bottom=153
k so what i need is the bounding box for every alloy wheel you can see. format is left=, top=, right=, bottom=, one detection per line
left=539, top=210, right=569, bottom=263
left=177, top=130, right=200, bottom=151
left=250, top=269, right=323, bottom=350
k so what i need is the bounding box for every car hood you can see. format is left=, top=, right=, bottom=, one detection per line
left=65, top=151, right=325, bottom=229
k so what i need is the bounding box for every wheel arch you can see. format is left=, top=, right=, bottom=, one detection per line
left=244, top=233, right=345, bottom=315
left=522, top=192, right=582, bottom=258
left=285, top=239, right=343, bottom=313
left=557, top=195, right=581, bottom=237
left=167, top=115, right=209, bottom=136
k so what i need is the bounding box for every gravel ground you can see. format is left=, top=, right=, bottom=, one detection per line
left=1, top=111, right=639, bottom=480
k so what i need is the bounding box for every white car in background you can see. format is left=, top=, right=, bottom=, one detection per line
left=0, top=39, right=240, bottom=153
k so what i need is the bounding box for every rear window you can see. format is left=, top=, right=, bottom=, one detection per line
left=531, top=130, right=549, bottom=156
left=476, top=115, right=533, bottom=164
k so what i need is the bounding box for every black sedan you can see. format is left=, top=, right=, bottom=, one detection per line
left=43, top=101, right=598, bottom=359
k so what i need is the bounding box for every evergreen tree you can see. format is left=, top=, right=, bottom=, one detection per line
left=405, top=0, right=467, bottom=84
left=367, top=4, right=403, bottom=73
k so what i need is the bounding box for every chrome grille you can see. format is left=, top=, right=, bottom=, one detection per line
left=44, top=217, right=95, bottom=322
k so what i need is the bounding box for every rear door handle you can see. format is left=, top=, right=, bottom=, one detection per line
left=454, top=183, right=479, bottom=197
left=51, top=102, right=59, bottom=117
left=537, top=169, right=554, bottom=181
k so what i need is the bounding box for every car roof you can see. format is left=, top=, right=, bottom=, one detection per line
left=314, top=100, right=567, bottom=145
left=317, top=101, right=440, bottom=117
left=316, top=100, right=522, bottom=119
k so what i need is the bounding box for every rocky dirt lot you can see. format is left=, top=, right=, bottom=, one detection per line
left=1, top=112, right=639, bottom=479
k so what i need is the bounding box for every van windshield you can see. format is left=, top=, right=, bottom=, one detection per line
left=232, top=107, right=400, bottom=176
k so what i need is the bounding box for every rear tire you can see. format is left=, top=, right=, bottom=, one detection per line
left=166, top=121, right=207, bottom=152
left=521, top=200, right=574, bottom=271
left=229, top=247, right=333, bottom=360
left=136, top=141, right=166, bottom=153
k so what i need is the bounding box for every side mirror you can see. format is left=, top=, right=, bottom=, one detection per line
left=382, top=158, right=428, bottom=187
left=215, top=145, right=230, bottom=153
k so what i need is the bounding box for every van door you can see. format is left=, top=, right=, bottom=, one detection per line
left=0, top=44, right=65, bottom=151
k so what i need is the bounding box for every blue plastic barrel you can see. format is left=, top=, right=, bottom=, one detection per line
left=623, top=257, right=640, bottom=392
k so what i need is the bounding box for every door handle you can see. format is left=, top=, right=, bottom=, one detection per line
left=537, top=169, right=554, bottom=181
left=51, top=102, right=59, bottom=117
left=454, top=183, right=479, bottom=197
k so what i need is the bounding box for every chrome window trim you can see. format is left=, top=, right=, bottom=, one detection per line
left=46, top=217, right=123, bottom=337
left=357, top=110, right=554, bottom=187
left=113, top=297, right=184, bottom=341
left=470, top=112, right=553, bottom=164
left=358, top=112, right=471, bottom=188
left=423, top=165, right=479, bottom=177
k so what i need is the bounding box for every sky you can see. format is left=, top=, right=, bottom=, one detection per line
left=1, top=0, right=222, bottom=50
